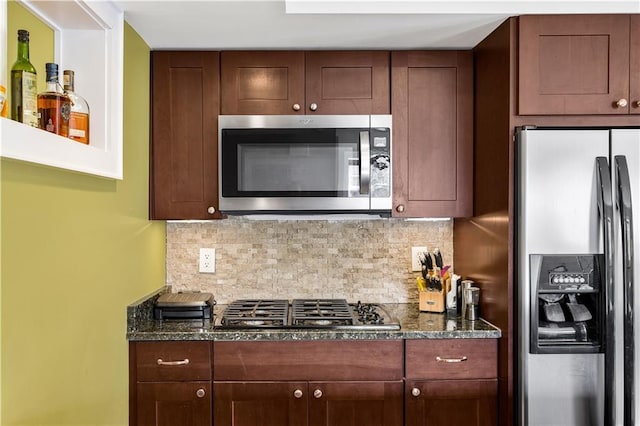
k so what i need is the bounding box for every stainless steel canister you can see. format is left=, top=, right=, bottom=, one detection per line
left=464, top=286, right=480, bottom=321
left=460, top=279, right=474, bottom=319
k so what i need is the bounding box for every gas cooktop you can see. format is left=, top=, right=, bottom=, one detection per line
left=219, top=299, right=401, bottom=331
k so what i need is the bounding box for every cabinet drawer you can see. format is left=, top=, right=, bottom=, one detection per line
left=405, top=339, right=497, bottom=380
left=214, top=340, right=403, bottom=381
left=135, top=341, right=211, bottom=382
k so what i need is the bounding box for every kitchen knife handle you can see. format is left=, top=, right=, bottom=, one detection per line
left=435, top=356, right=468, bottom=363
left=157, top=358, right=190, bottom=366
left=359, top=131, right=370, bottom=195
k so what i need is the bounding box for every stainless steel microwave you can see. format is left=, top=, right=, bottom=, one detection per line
left=218, top=115, right=392, bottom=215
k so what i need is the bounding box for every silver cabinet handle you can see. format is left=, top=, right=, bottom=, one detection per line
left=436, top=356, right=468, bottom=363
left=313, top=389, right=323, bottom=399
left=411, top=387, right=421, bottom=397
left=633, top=101, right=640, bottom=108
left=157, top=358, right=190, bottom=366
left=196, top=388, right=206, bottom=398
left=207, top=206, right=216, bottom=215
left=293, top=389, right=303, bottom=399
left=292, top=103, right=301, bottom=111
left=616, top=99, right=628, bottom=108
left=396, top=204, right=405, bottom=213
left=309, top=103, right=318, bottom=111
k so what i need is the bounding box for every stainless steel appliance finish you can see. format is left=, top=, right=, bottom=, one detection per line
left=516, top=128, right=640, bottom=426
left=218, top=115, right=392, bottom=214
left=219, top=299, right=401, bottom=331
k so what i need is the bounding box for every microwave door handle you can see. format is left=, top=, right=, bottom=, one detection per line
left=615, top=155, right=635, bottom=426
left=596, top=156, right=615, bottom=426
left=359, top=131, right=370, bottom=194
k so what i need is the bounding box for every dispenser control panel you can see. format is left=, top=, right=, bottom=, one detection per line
left=548, top=272, right=592, bottom=289
left=536, top=254, right=601, bottom=293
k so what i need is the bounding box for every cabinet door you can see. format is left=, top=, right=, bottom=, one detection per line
left=518, top=15, right=630, bottom=115
left=137, top=382, right=211, bottom=426
left=405, top=379, right=498, bottom=426
left=150, top=51, right=221, bottom=220
left=630, top=15, right=640, bottom=114
left=214, top=382, right=308, bottom=426
left=221, top=51, right=305, bottom=115
left=308, top=381, right=402, bottom=426
left=305, top=51, right=390, bottom=114
left=391, top=51, right=473, bottom=218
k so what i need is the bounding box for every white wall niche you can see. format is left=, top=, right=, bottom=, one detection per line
left=1, top=0, right=124, bottom=179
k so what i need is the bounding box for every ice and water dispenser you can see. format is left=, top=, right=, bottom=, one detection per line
left=530, top=254, right=604, bottom=354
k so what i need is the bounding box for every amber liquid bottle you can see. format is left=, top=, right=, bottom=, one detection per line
left=63, top=70, right=90, bottom=144
left=37, top=63, right=70, bottom=137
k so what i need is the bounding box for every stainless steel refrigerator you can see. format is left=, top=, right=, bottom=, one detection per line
left=516, top=128, right=640, bottom=426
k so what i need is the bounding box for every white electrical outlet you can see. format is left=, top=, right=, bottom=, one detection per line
left=411, top=246, right=428, bottom=272
left=199, top=248, right=216, bottom=273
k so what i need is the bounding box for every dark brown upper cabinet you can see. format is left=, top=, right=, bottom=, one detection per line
left=518, top=15, right=639, bottom=115
left=631, top=15, right=640, bottom=113
left=150, top=51, right=222, bottom=220
left=391, top=51, right=473, bottom=218
left=221, top=51, right=390, bottom=115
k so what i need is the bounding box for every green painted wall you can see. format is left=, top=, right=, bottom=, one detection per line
left=2, top=3, right=166, bottom=425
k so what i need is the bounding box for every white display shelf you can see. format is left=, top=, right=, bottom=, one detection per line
left=1, top=0, right=124, bottom=179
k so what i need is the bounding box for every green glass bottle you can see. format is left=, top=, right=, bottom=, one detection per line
left=11, top=29, right=38, bottom=127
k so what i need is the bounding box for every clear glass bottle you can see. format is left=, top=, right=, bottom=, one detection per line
left=10, top=29, right=38, bottom=127
left=63, top=70, right=90, bottom=144
left=37, top=63, right=70, bottom=137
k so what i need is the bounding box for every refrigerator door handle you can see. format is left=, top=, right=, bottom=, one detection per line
left=615, top=155, right=635, bottom=426
left=597, top=156, right=616, bottom=426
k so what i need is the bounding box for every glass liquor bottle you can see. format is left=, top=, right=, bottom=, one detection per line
left=10, top=29, right=38, bottom=127
left=37, top=63, right=70, bottom=137
left=63, top=70, right=90, bottom=144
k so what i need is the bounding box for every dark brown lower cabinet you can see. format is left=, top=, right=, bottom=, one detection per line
left=405, top=379, right=498, bottom=426
left=136, top=382, right=212, bottom=426
left=308, top=381, right=403, bottom=426
left=214, top=382, right=308, bottom=425
left=130, top=340, right=498, bottom=426
left=214, top=381, right=403, bottom=426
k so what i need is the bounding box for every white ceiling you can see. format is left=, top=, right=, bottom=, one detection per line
left=113, top=0, right=640, bottom=50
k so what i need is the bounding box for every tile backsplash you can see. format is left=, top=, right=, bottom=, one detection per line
left=166, top=217, right=453, bottom=304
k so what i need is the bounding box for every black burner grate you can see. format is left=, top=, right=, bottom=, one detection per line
left=291, top=299, right=355, bottom=326
left=221, top=299, right=289, bottom=327
left=218, top=299, right=401, bottom=330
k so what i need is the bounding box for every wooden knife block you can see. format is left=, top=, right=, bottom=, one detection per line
left=419, top=289, right=445, bottom=313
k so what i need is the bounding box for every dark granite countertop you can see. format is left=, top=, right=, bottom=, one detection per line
left=126, top=288, right=501, bottom=342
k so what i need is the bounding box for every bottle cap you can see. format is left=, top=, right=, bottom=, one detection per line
left=45, top=63, right=59, bottom=81
left=17, top=29, right=29, bottom=42
left=63, top=70, right=75, bottom=90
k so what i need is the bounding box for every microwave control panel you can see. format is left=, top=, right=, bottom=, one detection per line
left=370, top=129, right=390, bottom=198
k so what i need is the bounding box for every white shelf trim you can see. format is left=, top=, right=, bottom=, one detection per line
left=1, top=0, right=124, bottom=179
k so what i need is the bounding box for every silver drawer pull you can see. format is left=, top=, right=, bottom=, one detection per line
left=436, top=356, right=468, bottom=363
left=157, top=358, right=190, bottom=366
